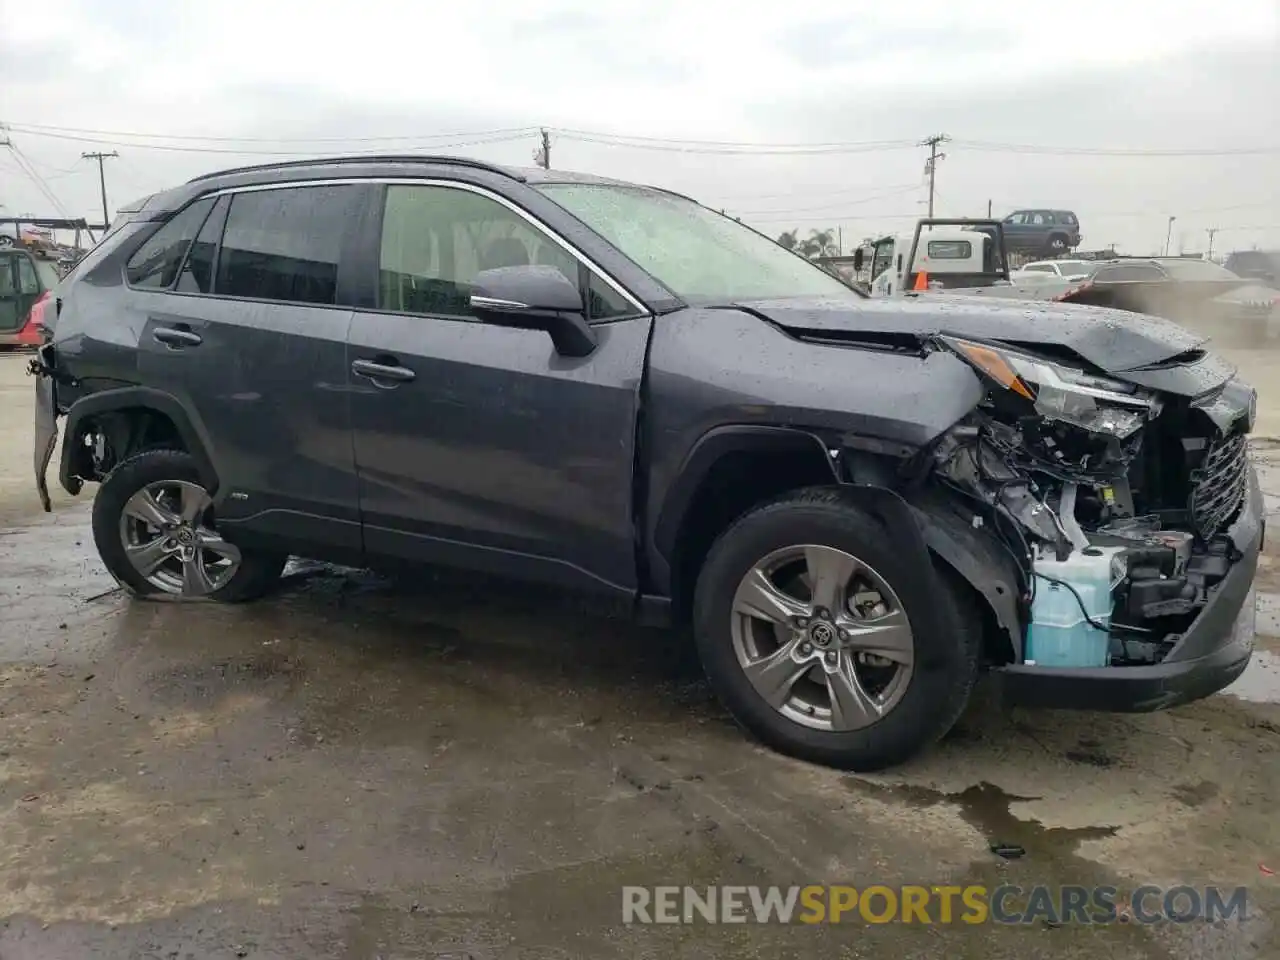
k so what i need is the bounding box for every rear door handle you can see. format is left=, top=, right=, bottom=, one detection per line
left=352, top=358, right=416, bottom=384
left=153, top=326, right=203, bottom=348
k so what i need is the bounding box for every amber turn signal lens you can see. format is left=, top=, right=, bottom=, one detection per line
left=952, top=341, right=1036, bottom=400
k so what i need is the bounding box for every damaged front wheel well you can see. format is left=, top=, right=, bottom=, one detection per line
left=931, top=551, right=1018, bottom=666
left=670, top=445, right=837, bottom=622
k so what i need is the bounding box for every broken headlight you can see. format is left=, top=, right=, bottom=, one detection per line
left=941, top=337, right=1159, bottom=438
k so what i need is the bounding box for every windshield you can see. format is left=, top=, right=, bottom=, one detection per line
left=537, top=183, right=856, bottom=301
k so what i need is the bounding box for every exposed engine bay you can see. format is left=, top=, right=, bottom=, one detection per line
left=930, top=336, right=1254, bottom=668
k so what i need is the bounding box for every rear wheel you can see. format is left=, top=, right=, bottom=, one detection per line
left=693, top=488, right=980, bottom=770
left=92, top=449, right=285, bottom=602
left=1046, top=234, right=1069, bottom=255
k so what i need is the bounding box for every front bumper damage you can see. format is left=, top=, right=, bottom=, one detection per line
left=993, top=465, right=1261, bottom=711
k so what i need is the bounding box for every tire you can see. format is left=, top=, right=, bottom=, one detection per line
left=0, top=236, right=13, bottom=247
left=92, top=449, right=285, bottom=602
left=692, top=487, right=981, bottom=771
left=1046, top=234, right=1068, bottom=255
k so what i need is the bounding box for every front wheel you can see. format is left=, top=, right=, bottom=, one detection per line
left=92, top=449, right=285, bottom=602
left=1046, top=235, right=1069, bottom=255
left=693, top=488, right=980, bottom=771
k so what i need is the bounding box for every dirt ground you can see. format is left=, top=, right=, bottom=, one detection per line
left=1, top=339, right=1279, bottom=959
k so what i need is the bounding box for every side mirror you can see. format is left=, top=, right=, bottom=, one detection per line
left=853, top=249, right=865, bottom=272
left=469, top=265, right=597, bottom=358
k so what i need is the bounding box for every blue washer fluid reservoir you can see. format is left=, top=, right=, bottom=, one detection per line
left=1025, top=546, right=1127, bottom=668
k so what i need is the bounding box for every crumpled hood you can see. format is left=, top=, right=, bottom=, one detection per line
left=735, top=293, right=1207, bottom=373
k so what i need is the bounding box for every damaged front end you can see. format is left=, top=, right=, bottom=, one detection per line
left=928, top=335, right=1261, bottom=710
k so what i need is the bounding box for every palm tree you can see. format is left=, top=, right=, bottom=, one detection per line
left=776, top=230, right=799, bottom=251
left=808, top=229, right=838, bottom=257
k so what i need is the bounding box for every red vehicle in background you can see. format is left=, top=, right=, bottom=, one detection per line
left=0, top=246, right=58, bottom=349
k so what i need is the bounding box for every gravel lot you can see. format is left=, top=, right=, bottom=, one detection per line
left=1, top=343, right=1278, bottom=959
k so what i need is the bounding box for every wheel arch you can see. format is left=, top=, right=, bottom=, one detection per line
left=652, top=425, right=931, bottom=621
left=60, top=387, right=218, bottom=495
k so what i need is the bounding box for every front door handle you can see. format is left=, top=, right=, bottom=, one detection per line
left=153, top=326, right=203, bottom=348
left=352, top=358, right=416, bottom=384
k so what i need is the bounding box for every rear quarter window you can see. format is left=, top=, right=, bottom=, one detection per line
left=125, top=198, right=217, bottom=289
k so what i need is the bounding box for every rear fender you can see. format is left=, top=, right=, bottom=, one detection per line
left=60, top=387, right=218, bottom=494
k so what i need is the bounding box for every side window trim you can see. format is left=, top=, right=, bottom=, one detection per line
left=172, top=193, right=231, bottom=295
left=208, top=177, right=647, bottom=320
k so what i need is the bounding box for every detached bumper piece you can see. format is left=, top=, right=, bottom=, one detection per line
left=995, top=466, right=1262, bottom=712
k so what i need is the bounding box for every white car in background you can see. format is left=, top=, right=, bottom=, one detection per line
left=1012, top=259, right=1095, bottom=283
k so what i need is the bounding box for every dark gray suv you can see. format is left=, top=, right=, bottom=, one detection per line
left=1001, top=209, right=1082, bottom=256
left=31, top=156, right=1261, bottom=770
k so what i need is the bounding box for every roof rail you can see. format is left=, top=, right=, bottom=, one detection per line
left=187, top=154, right=521, bottom=184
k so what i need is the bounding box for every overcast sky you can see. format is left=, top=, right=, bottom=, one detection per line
left=1, top=0, right=1277, bottom=254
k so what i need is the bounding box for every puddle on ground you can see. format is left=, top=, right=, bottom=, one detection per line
left=847, top=779, right=1118, bottom=863
left=1225, top=650, right=1280, bottom=704
left=1256, top=591, right=1280, bottom=636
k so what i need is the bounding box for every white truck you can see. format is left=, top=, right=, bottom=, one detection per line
left=856, top=218, right=1080, bottom=301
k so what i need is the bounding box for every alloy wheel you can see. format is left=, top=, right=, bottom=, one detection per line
left=729, top=544, right=914, bottom=732
left=117, top=480, right=241, bottom=596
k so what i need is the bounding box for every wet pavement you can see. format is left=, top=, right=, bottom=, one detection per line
left=1, top=355, right=1280, bottom=958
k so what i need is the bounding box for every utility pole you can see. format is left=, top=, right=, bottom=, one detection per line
left=921, top=134, right=949, bottom=219
left=986, top=199, right=992, bottom=218
left=1206, top=227, right=1219, bottom=259
left=533, top=129, right=551, bottom=170
left=82, top=151, right=118, bottom=227
left=1163, top=215, right=1176, bottom=257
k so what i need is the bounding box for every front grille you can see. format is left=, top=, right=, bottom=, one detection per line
left=1189, top=433, right=1248, bottom=540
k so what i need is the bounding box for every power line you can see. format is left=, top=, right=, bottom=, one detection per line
left=952, top=139, right=1280, bottom=157
left=5, top=144, right=74, bottom=218
left=702, top=181, right=923, bottom=203
left=6, top=120, right=1274, bottom=158
left=2, top=120, right=539, bottom=144
left=551, top=130, right=919, bottom=155
left=0, top=125, right=537, bottom=156
left=729, top=184, right=923, bottom=218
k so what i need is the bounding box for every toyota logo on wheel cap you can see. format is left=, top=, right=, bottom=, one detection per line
left=809, top=622, right=836, bottom=646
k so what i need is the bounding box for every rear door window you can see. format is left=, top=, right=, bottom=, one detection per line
left=126, top=197, right=216, bottom=289
left=216, top=185, right=363, bottom=305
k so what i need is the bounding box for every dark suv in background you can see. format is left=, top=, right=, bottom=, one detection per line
left=30, top=156, right=1260, bottom=771
left=1001, top=209, right=1082, bottom=256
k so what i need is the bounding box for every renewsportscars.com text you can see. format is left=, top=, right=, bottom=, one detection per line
left=622, top=884, right=1248, bottom=925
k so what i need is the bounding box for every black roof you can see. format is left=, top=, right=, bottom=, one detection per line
left=187, top=154, right=526, bottom=184
left=184, top=154, right=654, bottom=191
